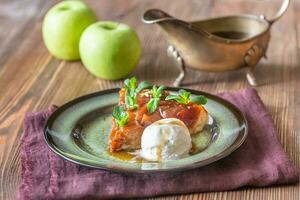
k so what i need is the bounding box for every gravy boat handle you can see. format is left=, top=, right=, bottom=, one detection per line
left=265, top=0, right=290, bottom=25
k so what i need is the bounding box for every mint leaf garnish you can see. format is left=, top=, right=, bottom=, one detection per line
left=112, top=105, right=129, bottom=127
left=165, top=89, right=207, bottom=105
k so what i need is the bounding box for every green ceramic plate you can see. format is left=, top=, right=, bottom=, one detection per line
left=44, top=87, right=248, bottom=173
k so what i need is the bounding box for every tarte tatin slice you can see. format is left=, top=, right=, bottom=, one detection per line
left=109, top=78, right=208, bottom=152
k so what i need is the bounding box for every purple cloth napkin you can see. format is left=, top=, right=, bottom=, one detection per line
left=17, top=88, right=299, bottom=200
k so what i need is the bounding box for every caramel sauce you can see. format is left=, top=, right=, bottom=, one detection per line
left=109, top=143, right=199, bottom=162
left=190, top=142, right=199, bottom=155
left=109, top=139, right=209, bottom=162
left=189, top=142, right=208, bottom=155
left=108, top=150, right=143, bottom=163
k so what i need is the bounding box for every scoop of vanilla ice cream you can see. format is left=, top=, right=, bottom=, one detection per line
left=141, top=118, right=192, bottom=161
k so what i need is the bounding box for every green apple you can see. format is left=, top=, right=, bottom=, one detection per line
left=42, top=0, right=97, bottom=60
left=79, top=21, right=141, bottom=80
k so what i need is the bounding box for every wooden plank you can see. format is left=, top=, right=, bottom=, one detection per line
left=0, top=0, right=299, bottom=199
left=0, top=0, right=58, bottom=69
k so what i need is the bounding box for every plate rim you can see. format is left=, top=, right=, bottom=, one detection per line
left=44, top=87, right=248, bottom=173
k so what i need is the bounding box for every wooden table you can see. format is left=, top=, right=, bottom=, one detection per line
left=0, top=0, right=299, bottom=199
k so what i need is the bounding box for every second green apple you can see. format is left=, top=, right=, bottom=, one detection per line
left=80, top=21, right=141, bottom=80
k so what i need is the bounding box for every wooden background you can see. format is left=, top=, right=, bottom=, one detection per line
left=0, top=0, right=299, bottom=199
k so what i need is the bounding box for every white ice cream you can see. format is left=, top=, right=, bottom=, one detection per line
left=140, top=118, right=192, bottom=161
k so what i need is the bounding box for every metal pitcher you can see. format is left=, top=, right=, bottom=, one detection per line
left=142, top=0, right=289, bottom=86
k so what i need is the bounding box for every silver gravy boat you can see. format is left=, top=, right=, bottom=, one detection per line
left=142, top=0, right=289, bottom=86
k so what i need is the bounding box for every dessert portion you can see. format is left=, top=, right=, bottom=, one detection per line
left=109, top=77, right=208, bottom=161
left=141, top=118, right=192, bottom=161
